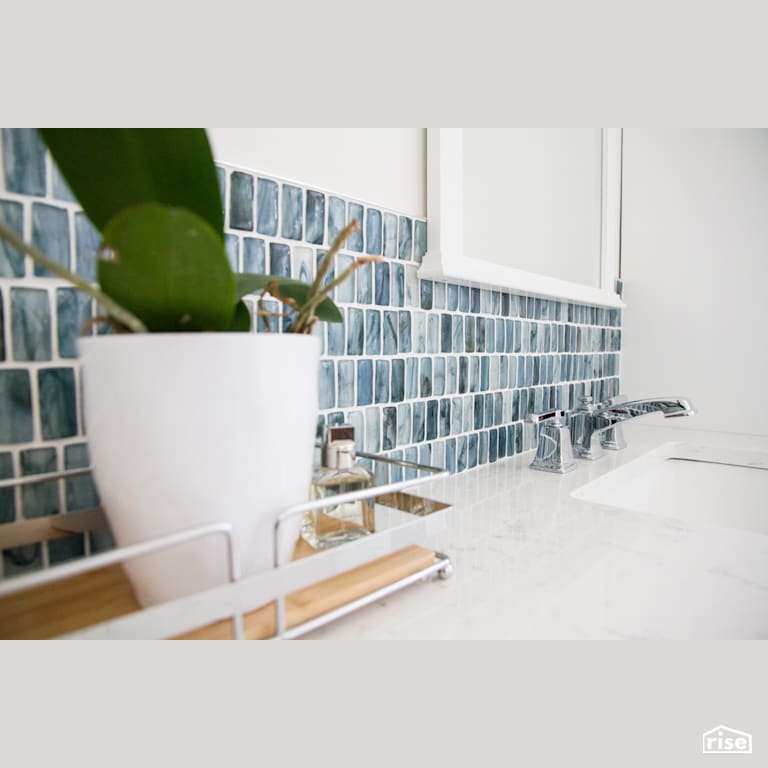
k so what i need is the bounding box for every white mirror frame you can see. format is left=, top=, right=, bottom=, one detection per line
left=420, top=128, right=625, bottom=309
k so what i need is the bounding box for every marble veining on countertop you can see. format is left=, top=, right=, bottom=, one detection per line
left=304, top=424, right=768, bottom=640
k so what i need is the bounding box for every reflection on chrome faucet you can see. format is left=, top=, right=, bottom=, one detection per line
left=570, top=395, right=696, bottom=461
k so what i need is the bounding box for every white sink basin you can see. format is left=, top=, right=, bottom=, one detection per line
left=571, top=442, right=768, bottom=534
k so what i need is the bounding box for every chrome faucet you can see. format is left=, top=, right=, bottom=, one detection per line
left=570, top=395, right=696, bottom=460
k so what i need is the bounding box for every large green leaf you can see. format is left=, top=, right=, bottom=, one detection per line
left=39, top=129, right=223, bottom=239
left=234, top=273, right=343, bottom=323
left=99, top=204, right=237, bottom=332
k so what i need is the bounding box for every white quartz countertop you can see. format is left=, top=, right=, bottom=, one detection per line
left=304, top=423, right=768, bottom=640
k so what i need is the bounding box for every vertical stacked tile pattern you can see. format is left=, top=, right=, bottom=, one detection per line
left=0, top=129, right=621, bottom=579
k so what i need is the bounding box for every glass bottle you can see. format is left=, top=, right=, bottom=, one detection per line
left=303, top=435, right=375, bottom=549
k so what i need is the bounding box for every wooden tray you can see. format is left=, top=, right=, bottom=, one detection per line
left=0, top=522, right=436, bottom=640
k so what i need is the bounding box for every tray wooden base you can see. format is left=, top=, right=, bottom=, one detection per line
left=0, top=541, right=437, bottom=640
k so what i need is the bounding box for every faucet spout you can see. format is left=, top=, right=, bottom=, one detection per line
left=593, top=397, right=696, bottom=431
left=570, top=396, right=695, bottom=460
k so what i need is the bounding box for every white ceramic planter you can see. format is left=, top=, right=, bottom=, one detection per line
left=77, top=333, right=320, bottom=607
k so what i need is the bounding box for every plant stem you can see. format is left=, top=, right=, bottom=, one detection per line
left=0, top=221, right=147, bottom=333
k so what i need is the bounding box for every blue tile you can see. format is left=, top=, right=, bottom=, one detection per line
left=426, top=400, right=438, bottom=441
left=392, top=264, right=405, bottom=306
left=382, top=407, right=397, bottom=450
left=74, top=212, right=99, bottom=284
left=413, top=312, right=426, bottom=354
left=48, top=533, right=86, bottom=564
left=398, top=216, right=412, bottom=260
left=470, top=356, right=480, bottom=391
left=347, top=307, right=363, bottom=355
left=229, top=172, right=254, bottom=231
left=383, top=212, right=398, bottom=259
left=21, top=447, right=59, bottom=519
left=270, top=242, right=291, bottom=278
left=451, top=397, right=463, bottom=434
left=473, top=394, right=484, bottom=429
left=441, top=314, right=452, bottom=353
left=434, top=282, right=446, bottom=309
left=414, top=220, right=427, bottom=263
left=328, top=196, right=346, bottom=245
left=11, top=288, right=51, bottom=361
left=452, top=315, right=464, bottom=352
left=471, top=287, right=480, bottom=313
left=398, top=311, right=412, bottom=353
left=404, top=446, right=419, bottom=479
left=357, top=262, right=372, bottom=304
left=0, top=453, right=16, bottom=524
left=459, top=285, right=469, bottom=312
left=2, top=128, right=45, bottom=195
left=476, top=316, right=486, bottom=352
left=336, top=253, right=355, bottom=303
left=479, top=431, right=489, bottom=465
left=458, top=356, right=468, bottom=393
left=327, top=312, right=345, bottom=355
left=216, top=166, right=226, bottom=211
left=486, top=318, right=495, bottom=352
left=445, top=438, right=456, bottom=473
left=225, top=234, right=239, bottom=271
left=243, top=237, right=266, bottom=273
left=383, top=310, right=398, bottom=354
left=391, top=358, right=405, bottom=402
left=456, top=435, right=467, bottom=472
left=0, top=452, right=15, bottom=524
left=0, top=200, right=25, bottom=276
left=420, top=358, right=432, bottom=397
left=420, top=280, right=433, bottom=310
left=365, top=407, right=381, bottom=452
left=347, top=203, right=364, bottom=251
left=427, top=315, right=439, bottom=354
left=316, top=249, right=334, bottom=294
left=439, top=398, right=451, bottom=437
left=357, top=360, right=373, bottom=406
left=256, top=299, right=279, bottom=333
left=412, top=401, right=425, bottom=443
left=337, top=360, right=354, bottom=407
left=38, top=367, right=77, bottom=439
left=365, top=309, right=381, bottom=355
left=318, top=360, right=335, bottom=409
left=374, top=262, right=390, bottom=305
left=32, top=204, right=70, bottom=277
left=3, top=544, right=42, bottom=575
left=281, top=184, right=303, bottom=240
left=446, top=357, right=458, bottom=394
left=256, top=178, right=279, bottom=236
left=418, top=444, right=432, bottom=468
left=406, top=357, right=419, bottom=399
left=405, top=266, right=419, bottom=307
left=375, top=360, right=390, bottom=403
left=467, top=433, right=478, bottom=469
left=305, top=190, right=325, bottom=245
left=446, top=283, right=459, bottom=311
left=498, top=426, right=507, bottom=458
left=464, top=316, right=475, bottom=352
left=0, top=370, right=32, bottom=443
left=64, top=443, right=99, bottom=512
left=433, top=357, right=446, bottom=396
left=481, top=356, right=490, bottom=391
left=484, top=393, right=494, bottom=426
left=57, top=288, right=92, bottom=359
left=365, top=208, right=382, bottom=255
left=397, top=403, right=411, bottom=446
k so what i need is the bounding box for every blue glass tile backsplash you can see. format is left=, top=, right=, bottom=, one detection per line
left=0, top=131, right=621, bottom=578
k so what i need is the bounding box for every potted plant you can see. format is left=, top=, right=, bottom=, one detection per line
left=0, top=129, right=372, bottom=607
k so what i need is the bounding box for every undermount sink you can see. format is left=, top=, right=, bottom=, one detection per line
left=571, top=442, right=768, bottom=534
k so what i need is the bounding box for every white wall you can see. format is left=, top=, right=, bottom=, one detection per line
left=621, top=129, right=768, bottom=436
left=208, top=128, right=426, bottom=217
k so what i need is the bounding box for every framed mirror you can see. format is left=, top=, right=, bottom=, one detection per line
left=420, top=128, right=624, bottom=308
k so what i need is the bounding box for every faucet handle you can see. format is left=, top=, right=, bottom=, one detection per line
left=599, top=394, right=628, bottom=451
left=528, top=410, right=576, bottom=474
